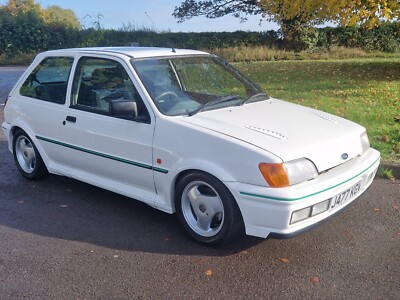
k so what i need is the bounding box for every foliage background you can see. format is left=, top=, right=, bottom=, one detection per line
left=0, top=18, right=399, bottom=58
left=1, top=0, right=399, bottom=59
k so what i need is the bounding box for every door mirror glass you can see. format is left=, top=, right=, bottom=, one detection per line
left=109, top=99, right=138, bottom=120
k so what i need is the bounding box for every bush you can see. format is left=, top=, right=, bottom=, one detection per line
left=319, top=23, right=400, bottom=53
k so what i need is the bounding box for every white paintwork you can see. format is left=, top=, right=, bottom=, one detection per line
left=180, top=98, right=365, bottom=172
left=2, top=47, right=380, bottom=239
left=46, top=47, right=208, bottom=60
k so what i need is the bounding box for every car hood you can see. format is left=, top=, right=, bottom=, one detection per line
left=180, top=98, right=365, bottom=172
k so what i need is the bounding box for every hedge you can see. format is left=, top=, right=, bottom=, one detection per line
left=0, top=20, right=398, bottom=56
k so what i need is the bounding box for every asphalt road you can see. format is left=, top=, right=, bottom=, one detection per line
left=0, top=67, right=399, bottom=299
left=0, top=66, right=26, bottom=103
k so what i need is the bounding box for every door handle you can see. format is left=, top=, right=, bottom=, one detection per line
left=66, top=116, right=77, bottom=123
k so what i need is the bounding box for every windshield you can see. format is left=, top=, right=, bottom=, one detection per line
left=131, top=56, right=267, bottom=116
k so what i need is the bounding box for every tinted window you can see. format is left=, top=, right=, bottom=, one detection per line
left=20, top=57, right=74, bottom=104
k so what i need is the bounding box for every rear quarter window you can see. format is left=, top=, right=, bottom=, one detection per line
left=20, top=56, right=74, bottom=104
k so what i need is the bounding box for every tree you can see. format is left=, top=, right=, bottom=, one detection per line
left=0, top=1, right=80, bottom=28
left=1, top=0, right=47, bottom=19
left=45, top=5, right=81, bottom=29
left=173, top=0, right=400, bottom=50
left=0, top=0, right=49, bottom=54
left=0, top=0, right=80, bottom=55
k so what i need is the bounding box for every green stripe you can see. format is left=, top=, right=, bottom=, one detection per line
left=36, top=135, right=168, bottom=174
left=240, top=157, right=380, bottom=202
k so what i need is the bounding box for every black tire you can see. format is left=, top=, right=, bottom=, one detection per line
left=175, top=171, right=244, bottom=245
left=13, top=130, right=48, bottom=180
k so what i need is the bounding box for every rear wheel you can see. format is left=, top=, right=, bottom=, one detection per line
left=13, top=130, right=48, bottom=179
left=175, top=171, right=244, bottom=245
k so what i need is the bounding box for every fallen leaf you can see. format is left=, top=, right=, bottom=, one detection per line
left=381, top=135, right=389, bottom=142
left=392, top=205, right=398, bottom=210
left=113, top=255, right=118, bottom=258
left=205, top=270, right=213, bottom=276
left=343, top=228, right=354, bottom=240
left=310, top=276, right=320, bottom=284
left=373, top=208, right=381, bottom=212
left=195, top=257, right=208, bottom=264
left=280, top=258, right=289, bottom=263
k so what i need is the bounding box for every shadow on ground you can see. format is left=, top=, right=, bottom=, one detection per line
left=0, top=139, right=264, bottom=256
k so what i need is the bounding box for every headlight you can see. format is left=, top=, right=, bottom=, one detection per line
left=360, top=131, right=370, bottom=155
left=259, top=158, right=318, bottom=188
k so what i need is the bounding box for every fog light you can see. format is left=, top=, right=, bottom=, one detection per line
left=368, top=170, right=376, bottom=183
left=311, top=200, right=330, bottom=216
left=290, top=200, right=331, bottom=225
left=291, top=207, right=312, bottom=224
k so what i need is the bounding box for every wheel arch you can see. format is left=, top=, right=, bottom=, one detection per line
left=169, top=165, right=241, bottom=218
left=10, top=125, right=27, bottom=152
left=172, top=168, right=245, bottom=244
left=11, top=125, right=49, bottom=179
left=9, top=123, right=49, bottom=167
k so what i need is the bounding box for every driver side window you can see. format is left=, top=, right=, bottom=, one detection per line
left=71, top=57, right=149, bottom=121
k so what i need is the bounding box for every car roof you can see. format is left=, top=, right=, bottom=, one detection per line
left=43, top=47, right=210, bottom=59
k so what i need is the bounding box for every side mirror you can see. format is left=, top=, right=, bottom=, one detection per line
left=109, top=99, right=138, bottom=120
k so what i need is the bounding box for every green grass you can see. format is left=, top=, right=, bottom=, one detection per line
left=378, top=166, right=396, bottom=180
left=236, top=58, right=400, bottom=162
left=211, top=46, right=400, bottom=62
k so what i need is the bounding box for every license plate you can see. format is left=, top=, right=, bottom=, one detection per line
left=330, top=181, right=362, bottom=211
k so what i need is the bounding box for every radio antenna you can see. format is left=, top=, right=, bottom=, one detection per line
left=145, top=12, right=158, bottom=32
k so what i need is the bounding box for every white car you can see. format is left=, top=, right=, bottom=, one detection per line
left=2, top=47, right=380, bottom=245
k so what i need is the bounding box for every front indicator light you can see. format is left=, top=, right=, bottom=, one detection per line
left=259, top=158, right=318, bottom=187
left=259, top=163, right=290, bottom=187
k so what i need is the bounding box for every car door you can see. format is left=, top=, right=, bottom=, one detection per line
left=59, top=55, right=157, bottom=204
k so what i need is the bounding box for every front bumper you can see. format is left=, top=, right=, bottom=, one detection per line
left=226, top=148, right=380, bottom=238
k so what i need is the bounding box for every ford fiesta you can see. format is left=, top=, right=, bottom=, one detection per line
left=2, top=47, right=380, bottom=245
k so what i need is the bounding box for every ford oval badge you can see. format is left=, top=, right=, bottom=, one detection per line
left=341, top=153, right=349, bottom=160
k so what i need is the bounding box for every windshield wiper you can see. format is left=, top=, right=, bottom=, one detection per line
left=240, top=93, right=269, bottom=105
left=189, top=95, right=240, bottom=116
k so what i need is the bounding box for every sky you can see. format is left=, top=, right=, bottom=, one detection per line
left=1, top=0, right=279, bottom=32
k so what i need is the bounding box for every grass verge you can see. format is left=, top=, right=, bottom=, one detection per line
left=0, top=52, right=36, bottom=66
left=211, top=46, right=400, bottom=62
left=236, top=58, right=400, bottom=162
left=378, top=166, right=396, bottom=180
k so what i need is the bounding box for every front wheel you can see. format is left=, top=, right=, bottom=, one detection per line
left=175, top=172, right=244, bottom=245
left=13, top=130, right=48, bottom=179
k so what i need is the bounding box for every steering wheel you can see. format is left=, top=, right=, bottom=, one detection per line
left=29, top=74, right=41, bottom=86
left=155, top=91, right=180, bottom=113
left=155, top=91, right=179, bottom=103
